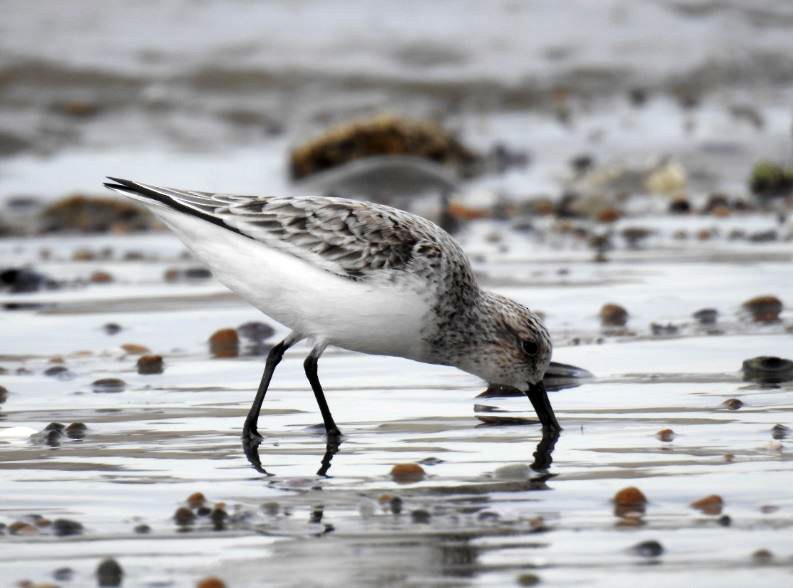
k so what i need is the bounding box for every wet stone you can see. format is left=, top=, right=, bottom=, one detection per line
left=44, top=365, right=72, bottom=379
left=752, top=549, right=773, bottom=564
left=187, top=492, right=206, bottom=509
left=693, top=308, right=718, bottom=325
left=0, top=385, right=8, bottom=403
left=211, top=507, right=228, bottom=530
left=718, top=515, right=732, bottom=527
left=262, top=502, right=280, bottom=516
left=173, top=507, right=196, bottom=527
left=390, top=463, right=425, bottom=483
left=9, top=521, right=38, bottom=535
left=742, top=356, right=793, bottom=384
left=722, top=398, right=743, bottom=410
left=742, top=295, right=783, bottom=322
left=411, top=509, right=431, bottom=524
left=651, top=322, right=678, bottom=336
left=632, top=540, right=664, bottom=557
left=237, top=321, right=275, bottom=341
left=771, top=424, right=790, bottom=439
left=691, top=494, right=723, bottom=515
left=389, top=496, right=403, bottom=515
left=133, top=524, right=151, bottom=534
left=90, top=270, right=114, bottom=284
left=516, top=573, right=541, bottom=586
left=52, top=518, right=83, bottom=536
left=137, top=354, right=164, bottom=375
left=65, top=422, right=87, bottom=440
left=600, top=303, right=628, bottom=327
left=121, top=343, right=149, bottom=355
left=0, top=267, right=59, bottom=293
left=656, top=428, right=675, bottom=442
left=53, top=567, right=74, bottom=581
left=91, top=378, right=126, bottom=393
left=613, top=486, right=647, bottom=516
left=103, top=322, right=122, bottom=335
left=96, top=557, right=123, bottom=587
left=197, top=578, right=227, bottom=588
left=209, top=329, right=239, bottom=358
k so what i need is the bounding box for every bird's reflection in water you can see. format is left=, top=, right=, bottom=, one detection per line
left=530, top=428, right=560, bottom=472
left=242, top=434, right=343, bottom=477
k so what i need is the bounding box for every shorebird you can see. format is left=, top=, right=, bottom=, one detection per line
left=104, top=178, right=559, bottom=442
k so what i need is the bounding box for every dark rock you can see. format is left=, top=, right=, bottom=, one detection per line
left=389, top=496, right=403, bottom=515
left=52, top=518, right=83, bottom=536
left=0, top=385, right=8, bottom=403
left=96, top=557, right=123, bottom=587
left=65, top=422, right=88, bottom=439
left=134, top=523, right=151, bottom=534
left=771, top=424, right=790, bottom=439
left=184, top=267, right=212, bottom=279
left=44, top=422, right=65, bottom=432
left=669, top=198, right=691, bottom=214
left=742, top=356, right=793, bottom=384
left=53, top=567, right=74, bottom=581
left=237, top=321, right=275, bottom=341
left=410, top=509, right=431, bottom=524
left=722, top=398, right=743, bottom=410
left=632, top=540, right=664, bottom=557
left=137, top=355, right=164, bottom=375
left=210, top=507, right=228, bottom=530
left=651, top=322, right=678, bottom=336
left=718, top=515, right=732, bottom=527
left=749, top=161, right=793, bottom=198
left=173, top=507, right=196, bottom=527
left=600, top=303, right=629, bottom=327
left=0, top=267, right=58, bottom=293
left=693, top=308, right=718, bottom=325
left=103, top=322, right=122, bottom=335
left=44, top=365, right=72, bottom=379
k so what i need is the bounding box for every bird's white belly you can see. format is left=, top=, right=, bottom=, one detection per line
left=157, top=210, right=431, bottom=361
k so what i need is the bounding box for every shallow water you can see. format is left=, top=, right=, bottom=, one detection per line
left=1, top=228, right=791, bottom=587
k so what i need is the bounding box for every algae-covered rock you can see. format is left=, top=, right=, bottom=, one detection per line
left=289, top=114, right=480, bottom=180
left=749, top=161, right=793, bottom=198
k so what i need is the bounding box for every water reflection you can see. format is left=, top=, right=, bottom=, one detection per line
left=242, top=435, right=343, bottom=476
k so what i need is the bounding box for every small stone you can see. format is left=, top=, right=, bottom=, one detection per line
left=197, top=578, right=227, bottom=588
left=53, top=567, right=74, bottom=581
left=187, top=492, right=206, bottom=509
left=742, top=295, right=783, bottom=322
left=137, top=354, right=164, bottom=375
left=613, top=487, right=647, bottom=516
left=91, top=378, right=126, bottom=393
left=597, top=208, right=621, bottom=223
left=72, top=248, right=96, bottom=261
left=103, top=323, right=122, bottom=335
left=262, top=502, right=280, bottom=516
left=0, top=385, right=8, bottom=403
left=121, top=343, right=149, bottom=355
left=96, top=557, right=123, bottom=587
left=516, top=573, right=541, bottom=586
left=65, top=422, right=87, bottom=439
left=771, top=424, right=789, bottom=440
left=209, top=329, right=239, bottom=358
left=389, top=496, right=403, bottom=515
left=600, top=303, right=628, bottom=327
left=656, top=428, right=675, bottom=442
left=651, top=322, right=678, bottom=336
left=237, top=321, right=275, bottom=341
left=691, top=494, right=723, bottom=515
left=411, top=509, right=431, bottom=524
left=9, top=521, right=38, bottom=535
left=760, top=505, right=779, bottom=514
left=197, top=506, right=211, bottom=517
left=718, top=515, right=732, bottom=527
left=52, top=518, right=83, bottom=536
left=723, top=453, right=735, bottom=463
left=173, top=507, right=196, bottom=527
left=752, top=548, right=773, bottom=564
left=632, top=540, right=664, bottom=557
left=693, top=308, right=718, bottom=325
left=184, top=267, right=212, bottom=279
left=90, top=270, right=114, bottom=284
left=722, top=398, right=743, bottom=410
left=210, top=507, right=228, bottom=529
left=390, top=463, right=425, bottom=483
left=742, top=356, right=793, bottom=384
left=44, top=365, right=71, bottom=379
left=669, top=198, right=691, bottom=214
left=134, top=524, right=151, bottom=534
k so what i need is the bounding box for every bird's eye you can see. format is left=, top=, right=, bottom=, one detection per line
left=522, top=340, right=539, bottom=355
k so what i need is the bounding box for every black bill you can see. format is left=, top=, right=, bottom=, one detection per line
left=526, top=380, right=561, bottom=431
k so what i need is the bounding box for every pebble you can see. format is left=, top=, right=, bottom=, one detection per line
left=209, top=329, right=239, bottom=358
left=43, top=365, right=72, bottom=379
left=197, top=578, right=227, bottom=588
left=237, top=321, right=275, bottom=341
left=752, top=548, right=773, bottom=564
left=390, top=463, right=425, bottom=483
left=52, top=518, right=83, bottom=536
left=771, top=424, right=789, bottom=439
left=389, top=496, right=403, bottom=515
left=65, top=422, right=87, bottom=439
left=718, top=515, right=732, bottom=527
left=90, top=270, right=114, bottom=284
left=91, top=378, right=126, bottom=393
left=631, top=540, right=664, bottom=557
left=410, top=509, right=431, bottom=524
left=613, top=486, right=647, bottom=516
left=722, top=398, right=743, bottom=410
left=134, top=523, right=151, bottom=534
left=600, top=303, right=628, bottom=327
left=9, top=521, right=38, bottom=535
left=692, top=308, right=718, bottom=325
left=656, top=428, right=675, bottom=442
left=96, top=557, right=123, bottom=587
left=0, top=267, right=58, bottom=293
left=53, top=567, right=74, bottom=581
left=650, top=322, right=678, bottom=336
left=137, top=354, right=164, bottom=375
left=103, top=322, right=122, bottom=335
left=742, top=356, right=793, bottom=384
left=0, top=385, right=8, bottom=403
left=187, top=492, right=206, bottom=509
left=121, top=343, right=149, bottom=355
left=261, top=502, right=280, bottom=516
left=173, top=507, right=196, bottom=527
left=516, top=573, right=541, bottom=586
left=741, top=295, right=783, bottom=322
left=690, top=494, right=723, bottom=515
left=210, top=507, right=228, bottom=529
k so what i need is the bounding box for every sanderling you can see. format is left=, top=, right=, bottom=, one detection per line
left=104, top=178, right=559, bottom=441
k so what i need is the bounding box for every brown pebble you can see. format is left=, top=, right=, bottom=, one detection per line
left=209, top=329, right=239, bottom=358
left=187, top=492, right=206, bottom=509
left=96, top=557, right=123, bottom=587
left=759, top=505, right=778, bottom=514
left=722, top=398, right=743, bottom=410
left=72, top=248, right=95, bottom=261
left=9, top=521, right=38, bottom=535
left=613, top=487, right=647, bottom=516
left=163, top=268, right=181, bottom=282
left=390, top=463, right=425, bottom=483
left=516, top=573, right=541, bottom=586
left=137, top=354, right=164, bottom=375
left=742, top=295, right=783, bottom=322
left=691, top=494, right=723, bottom=515
left=173, top=507, right=196, bottom=526
left=600, top=303, right=629, bottom=327
left=597, top=208, right=621, bottom=223
left=752, top=548, right=773, bottom=564
left=697, top=228, right=712, bottom=241
left=65, top=422, right=88, bottom=439
left=197, top=578, right=227, bottom=588
left=121, top=343, right=149, bottom=355
left=656, top=428, right=675, bottom=442
left=90, top=270, right=114, bottom=284
left=91, top=378, right=126, bottom=393
left=723, top=452, right=735, bottom=463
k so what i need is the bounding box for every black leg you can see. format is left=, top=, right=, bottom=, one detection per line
left=526, top=381, right=561, bottom=432
left=243, top=339, right=290, bottom=440
left=530, top=428, right=560, bottom=472
left=303, top=352, right=342, bottom=438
